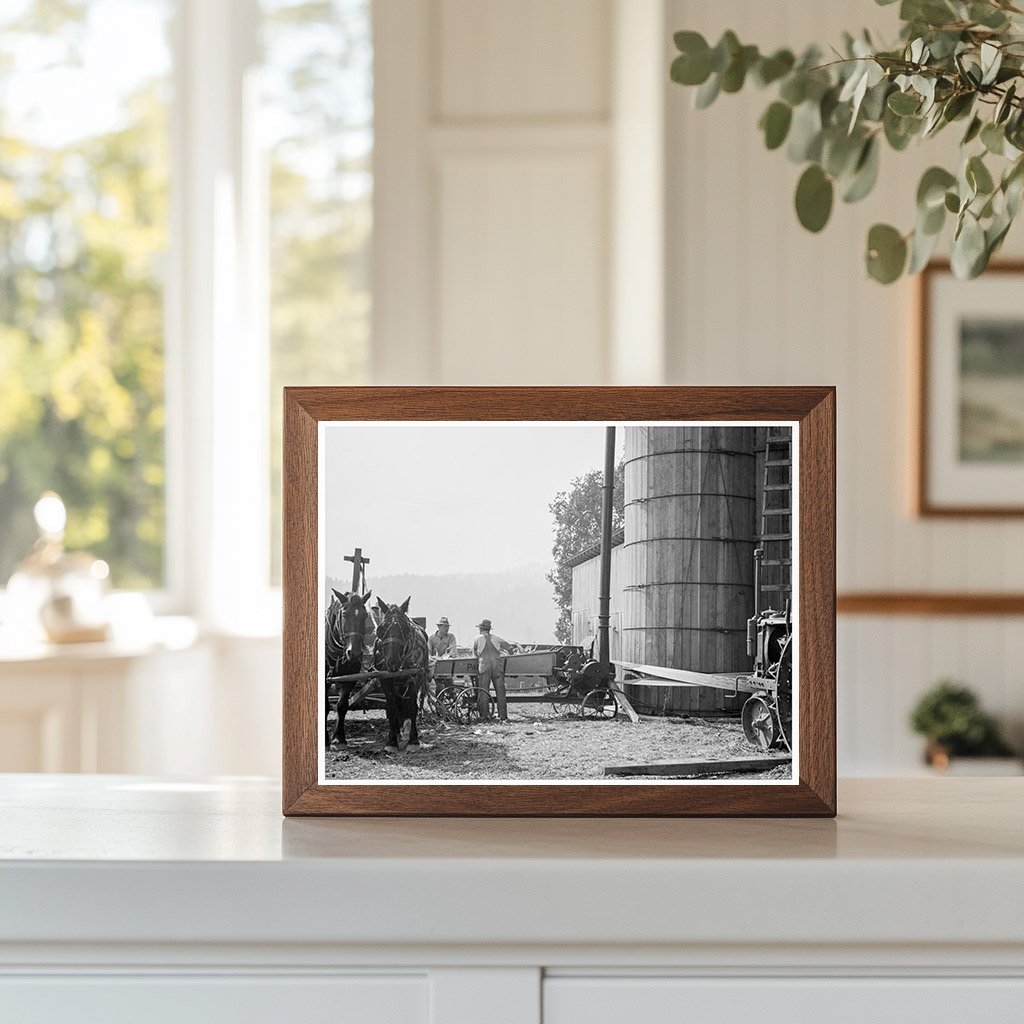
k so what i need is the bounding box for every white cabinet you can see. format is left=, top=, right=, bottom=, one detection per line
left=1, top=777, right=1023, bottom=1024
left=0, top=975, right=428, bottom=1024
left=544, top=977, right=1024, bottom=1024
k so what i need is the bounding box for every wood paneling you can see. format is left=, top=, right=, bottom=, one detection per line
left=436, top=151, right=608, bottom=384
left=437, top=0, right=611, bottom=120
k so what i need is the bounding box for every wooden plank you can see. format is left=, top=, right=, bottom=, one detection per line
left=611, top=686, right=640, bottom=723
left=838, top=592, right=1024, bottom=616
left=615, top=659, right=746, bottom=690
left=604, top=756, right=791, bottom=778
left=623, top=674, right=759, bottom=695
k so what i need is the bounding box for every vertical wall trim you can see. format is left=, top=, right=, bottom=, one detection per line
left=372, top=0, right=436, bottom=384
left=611, top=0, right=667, bottom=384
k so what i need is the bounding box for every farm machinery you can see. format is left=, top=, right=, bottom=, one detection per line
left=431, top=644, right=628, bottom=723
left=614, top=548, right=793, bottom=752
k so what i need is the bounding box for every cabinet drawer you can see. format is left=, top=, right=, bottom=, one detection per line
left=0, top=974, right=427, bottom=1024
left=544, top=977, right=1024, bottom=1024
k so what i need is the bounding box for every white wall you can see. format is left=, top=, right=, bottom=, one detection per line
left=664, top=0, right=1024, bottom=771
left=373, top=0, right=620, bottom=385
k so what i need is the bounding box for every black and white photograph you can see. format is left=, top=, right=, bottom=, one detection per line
left=318, top=421, right=798, bottom=784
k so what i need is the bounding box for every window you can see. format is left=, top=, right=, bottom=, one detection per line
left=0, top=0, right=373, bottom=616
left=0, top=0, right=172, bottom=589
left=262, top=0, right=373, bottom=581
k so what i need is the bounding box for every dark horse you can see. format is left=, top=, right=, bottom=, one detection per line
left=372, top=596, right=428, bottom=752
left=325, top=588, right=373, bottom=748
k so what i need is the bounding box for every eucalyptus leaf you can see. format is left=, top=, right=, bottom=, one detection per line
left=779, top=73, right=807, bottom=106
left=962, top=115, right=983, bottom=145
left=754, top=49, right=795, bottom=87
left=795, top=164, right=834, bottom=232
left=888, top=90, right=921, bottom=115
left=981, top=121, right=1005, bottom=155
left=970, top=2, right=1009, bottom=29
left=951, top=212, right=986, bottom=278
left=787, top=100, right=823, bottom=162
left=866, top=223, right=908, bottom=283
left=842, top=137, right=880, bottom=203
left=908, top=222, right=942, bottom=273
left=760, top=102, right=793, bottom=150
left=967, top=154, right=995, bottom=195
left=710, top=31, right=740, bottom=73
left=996, top=82, right=1017, bottom=124
left=917, top=166, right=957, bottom=210
left=694, top=73, right=721, bottom=109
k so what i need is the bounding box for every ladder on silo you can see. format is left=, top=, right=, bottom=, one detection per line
left=758, top=427, right=792, bottom=612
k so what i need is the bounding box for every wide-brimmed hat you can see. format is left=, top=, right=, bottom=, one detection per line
left=477, top=619, right=492, bottom=631
left=437, top=616, right=450, bottom=626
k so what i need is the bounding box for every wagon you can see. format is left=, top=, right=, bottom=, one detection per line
left=431, top=645, right=628, bottom=722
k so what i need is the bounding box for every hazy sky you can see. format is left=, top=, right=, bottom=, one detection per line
left=323, top=422, right=622, bottom=580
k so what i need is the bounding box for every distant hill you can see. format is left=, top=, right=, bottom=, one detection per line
left=325, top=563, right=558, bottom=647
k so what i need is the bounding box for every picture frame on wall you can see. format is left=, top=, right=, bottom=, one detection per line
left=282, top=387, right=836, bottom=817
left=917, top=261, right=1024, bottom=517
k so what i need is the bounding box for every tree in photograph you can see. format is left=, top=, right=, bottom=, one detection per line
left=670, top=0, right=1024, bottom=282
left=547, top=463, right=624, bottom=644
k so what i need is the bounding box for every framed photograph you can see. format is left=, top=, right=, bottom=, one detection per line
left=917, top=261, right=1024, bottom=516
left=282, top=387, right=835, bottom=816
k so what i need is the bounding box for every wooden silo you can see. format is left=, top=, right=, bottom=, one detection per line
left=620, top=425, right=756, bottom=714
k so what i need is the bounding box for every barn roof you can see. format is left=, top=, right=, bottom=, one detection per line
left=563, top=528, right=625, bottom=570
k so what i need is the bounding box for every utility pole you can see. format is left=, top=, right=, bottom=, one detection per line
left=598, top=426, right=615, bottom=681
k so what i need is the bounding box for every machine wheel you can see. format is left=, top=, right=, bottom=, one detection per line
left=741, top=694, right=779, bottom=749
left=550, top=692, right=576, bottom=717
left=455, top=687, right=493, bottom=724
left=581, top=688, right=618, bottom=720
left=774, top=637, right=793, bottom=750
left=435, top=685, right=461, bottom=722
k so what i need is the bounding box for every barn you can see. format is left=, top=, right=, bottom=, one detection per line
left=568, top=425, right=792, bottom=716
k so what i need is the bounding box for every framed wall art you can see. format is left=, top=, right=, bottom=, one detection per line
left=917, top=261, right=1024, bottom=517
left=282, top=387, right=836, bottom=816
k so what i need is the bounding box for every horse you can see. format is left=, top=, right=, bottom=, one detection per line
left=325, top=588, right=373, bottom=749
left=372, top=596, right=428, bottom=752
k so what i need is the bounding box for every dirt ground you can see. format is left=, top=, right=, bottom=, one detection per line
left=324, top=700, right=791, bottom=782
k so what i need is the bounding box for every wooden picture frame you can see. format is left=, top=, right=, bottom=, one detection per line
left=916, top=260, right=1024, bottom=517
left=282, top=387, right=836, bottom=817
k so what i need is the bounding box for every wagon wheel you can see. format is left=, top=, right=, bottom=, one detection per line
left=449, top=686, right=477, bottom=725
left=465, top=687, right=495, bottom=722
left=550, top=690, right=578, bottom=717
left=741, top=693, right=779, bottom=750
left=581, top=688, right=618, bottom=720
left=434, top=685, right=461, bottom=722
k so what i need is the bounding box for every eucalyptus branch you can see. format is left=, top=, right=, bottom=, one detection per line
left=670, top=0, right=1024, bottom=283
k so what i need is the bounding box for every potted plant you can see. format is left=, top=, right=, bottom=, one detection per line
left=909, top=679, right=1019, bottom=772
left=670, top=0, right=1024, bottom=283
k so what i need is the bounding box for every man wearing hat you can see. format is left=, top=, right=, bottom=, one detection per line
left=472, top=619, right=511, bottom=721
left=423, top=616, right=457, bottom=710
left=429, top=616, right=457, bottom=659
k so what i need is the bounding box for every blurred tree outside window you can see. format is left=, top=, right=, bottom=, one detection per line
left=262, top=0, right=372, bottom=583
left=0, top=0, right=172, bottom=589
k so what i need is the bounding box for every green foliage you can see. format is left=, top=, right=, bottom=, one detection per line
left=909, top=679, right=1014, bottom=756
left=0, top=3, right=168, bottom=587
left=546, top=463, right=624, bottom=645
left=670, top=0, right=1024, bottom=282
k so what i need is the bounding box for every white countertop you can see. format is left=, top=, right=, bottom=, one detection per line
left=1, top=775, right=1022, bottom=953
